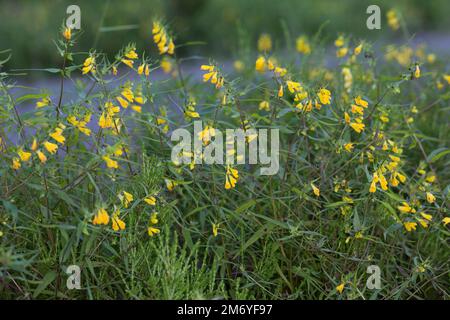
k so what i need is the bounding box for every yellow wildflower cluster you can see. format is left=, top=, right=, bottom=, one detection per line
left=200, top=64, right=224, bottom=89
left=152, top=21, right=175, bottom=55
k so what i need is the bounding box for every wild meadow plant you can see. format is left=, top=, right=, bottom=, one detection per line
left=0, top=13, right=449, bottom=299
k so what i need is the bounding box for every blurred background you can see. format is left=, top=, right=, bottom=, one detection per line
left=1, top=0, right=449, bottom=69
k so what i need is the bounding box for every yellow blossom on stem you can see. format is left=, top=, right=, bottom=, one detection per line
left=92, top=208, right=110, bottom=225
left=103, top=155, right=118, bottom=169
left=120, top=191, right=134, bottom=208
left=147, top=212, right=158, bottom=225
left=36, top=97, right=50, bottom=108
left=257, top=33, right=272, bottom=52
left=397, top=202, right=416, bottom=214
left=36, top=150, right=47, bottom=163
left=311, top=182, right=320, bottom=197
left=18, top=149, right=31, bottom=162
left=344, top=142, right=354, bottom=153
left=259, top=100, right=270, bottom=111
left=165, top=178, right=177, bottom=191
left=212, top=223, right=219, bottom=237
left=111, top=210, right=126, bottom=231
left=144, top=196, right=156, bottom=206
left=82, top=56, right=95, bottom=75
left=336, top=282, right=345, bottom=294
left=12, top=157, right=21, bottom=170
left=148, top=226, right=160, bottom=237
left=49, top=127, right=65, bottom=144
left=255, top=56, right=267, bottom=73
left=225, top=166, right=239, bottom=189
left=354, top=43, right=363, bottom=55
left=121, top=59, right=134, bottom=68
left=317, top=88, right=331, bottom=105
left=443, top=217, right=450, bottom=226
left=63, top=27, right=71, bottom=40
left=426, top=192, right=435, bottom=204
left=296, top=36, right=311, bottom=55
left=43, top=141, right=58, bottom=154
left=403, top=221, right=417, bottom=232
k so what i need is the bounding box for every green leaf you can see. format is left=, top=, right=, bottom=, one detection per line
left=427, top=148, right=450, bottom=163
left=33, top=271, right=57, bottom=298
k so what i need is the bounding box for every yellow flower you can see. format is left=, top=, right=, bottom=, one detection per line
left=167, top=39, right=175, bottom=55
left=150, top=212, right=158, bottom=225
left=43, top=141, right=58, bottom=154
left=165, top=178, right=177, bottom=191
left=103, top=155, right=118, bottom=169
left=184, top=102, right=200, bottom=119
left=387, top=10, right=400, bottom=31
left=116, top=96, right=129, bottom=108
left=234, top=60, right=245, bottom=72
left=420, top=212, right=432, bottom=221
left=443, top=74, right=450, bottom=85
left=158, top=58, right=172, bottom=74
left=137, top=63, right=145, bottom=75
left=225, top=166, right=239, bottom=189
left=354, top=43, right=363, bottom=55
left=255, top=56, right=267, bottom=73
left=36, top=97, right=50, bottom=108
left=397, top=202, right=416, bottom=214
left=344, top=112, right=351, bottom=124
left=212, top=223, right=219, bottom=237
left=36, top=150, right=47, bottom=163
left=334, top=35, right=345, bottom=47
left=152, top=21, right=174, bottom=55
left=198, top=126, right=216, bottom=145
left=286, top=80, right=301, bottom=93
left=257, top=33, right=272, bottom=52
left=148, top=226, right=160, bottom=237
left=111, top=210, right=126, bottom=231
left=278, top=85, right=284, bottom=98
left=369, top=180, right=377, bottom=193
left=274, top=67, right=287, bottom=77
left=350, top=121, right=365, bottom=133
left=144, top=196, right=157, bottom=206
left=311, top=182, right=320, bottom=197
left=425, top=175, right=436, bottom=183
left=344, top=142, right=354, bottom=153
left=296, top=36, right=311, bottom=55
left=336, top=47, right=348, bottom=58
left=414, top=64, right=420, bottom=79
left=98, top=112, right=113, bottom=129
left=121, top=191, right=134, bottom=208
left=354, top=96, right=368, bottom=108
left=63, top=27, right=71, bottom=40
left=18, top=149, right=31, bottom=162
left=317, top=88, right=331, bottom=105
left=82, top=56, right=95, bottom=75
left=426, top=192, right=435, bottom=204
left=403, top=221, right=417, bottom=232
left=125, top=48, right=138, bottom=60
left=351, top=104, right=364, bottom=115
left=336, top=283, right=345, bottom=294
left=259, top=100, right=270, bottom=111
left=112, top=66, right=118, bottom=75
left=11, top=157, right=21, bottom=170
left=131, top=105, right=142, bottom=113
left=121, top=59, right=134, bottom=68
left=92, top=208, right=110, bottom=225
left=49, top=127, right=65, bottom=144
left=443, top=217, right=450, bottom=226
